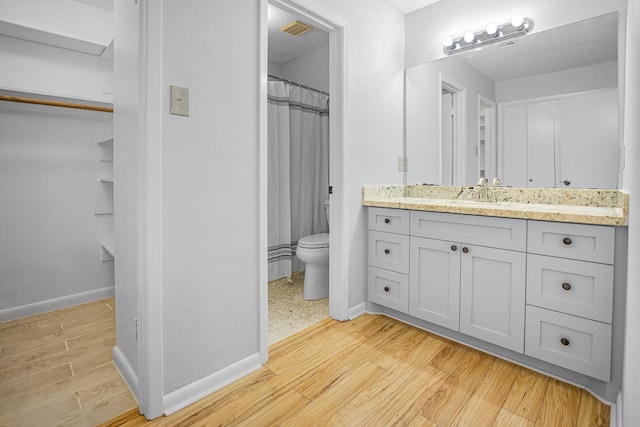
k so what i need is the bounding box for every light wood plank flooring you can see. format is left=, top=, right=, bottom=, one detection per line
left=101, top=313, right=610, bottom=427
left=0, top=297, right=137, bottom=426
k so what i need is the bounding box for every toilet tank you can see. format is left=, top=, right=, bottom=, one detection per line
left=324, top=199, right=330, bottom=227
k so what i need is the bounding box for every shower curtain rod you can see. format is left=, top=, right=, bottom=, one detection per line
left=0, top=94, right=114, bottom=113
left=268, top=75, right=329, bottom=96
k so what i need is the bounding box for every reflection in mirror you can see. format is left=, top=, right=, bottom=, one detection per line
left=405, top=12, right=621, bottom=189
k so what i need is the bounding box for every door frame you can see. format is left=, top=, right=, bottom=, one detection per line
left=259, top=0, right=349, bottom=361
left=439, top=74, right=466, bottom=185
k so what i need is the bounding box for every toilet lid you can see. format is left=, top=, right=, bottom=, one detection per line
left=298, top=233, right=330, bottom=249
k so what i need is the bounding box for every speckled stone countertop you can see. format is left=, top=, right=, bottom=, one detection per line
left=362, top=185, right=629, bottom=226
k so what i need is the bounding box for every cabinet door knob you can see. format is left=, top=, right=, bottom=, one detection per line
left=560, top=337, right=570, bottom=346
left=384, top=249, right=390, bottom=255
left=384, top=218, right=390, bottom=224
left=462, top=247, right=469, bottom=254
left=562, top=237, right=572, bottom=245
left=384, top=286, right=390, bottom=292
left=563, top=180, right=571, bottom=186
left=562, top=282, right=572, bottom=291
left=451, top=245, right=457, bottom=251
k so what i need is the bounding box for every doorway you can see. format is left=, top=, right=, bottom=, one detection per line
left=261, top=0, right=347, bottom=355
left=440, top=78, right=466, bottom=185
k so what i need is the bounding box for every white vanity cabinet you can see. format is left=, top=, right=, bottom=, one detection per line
left=367, top=209, right=411, bottom=313
left=410, top=212, right=527, bottom=352
left=367, top=207, right=622, bottom=384
left=524, top=221, right=615, bottom=382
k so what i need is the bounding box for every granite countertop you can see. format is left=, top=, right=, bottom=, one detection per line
left=362, top=185, right=629, bottom=226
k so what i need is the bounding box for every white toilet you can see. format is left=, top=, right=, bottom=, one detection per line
left=296, top=200, right=330, bottom=300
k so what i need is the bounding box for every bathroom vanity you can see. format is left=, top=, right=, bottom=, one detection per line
left=363, top=185, right=628, bottom=402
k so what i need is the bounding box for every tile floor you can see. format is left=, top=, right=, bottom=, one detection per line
left=268, top=272, right=330, bottom=344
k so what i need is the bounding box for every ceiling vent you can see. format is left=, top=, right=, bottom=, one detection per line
left=280, top=20, right=313, bottom=36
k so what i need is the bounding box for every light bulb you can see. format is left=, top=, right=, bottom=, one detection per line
left=464, top=32, right=475, bottom=43
left=511, top=16, right=524, bottom=29
left=486, top=23, right=498, bottom=36
left=443, top=37, right=454, bottom=48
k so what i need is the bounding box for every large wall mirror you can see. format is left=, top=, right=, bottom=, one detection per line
left=405, top=12, right=622, bottom=189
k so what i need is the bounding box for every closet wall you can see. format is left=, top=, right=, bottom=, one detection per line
left=0, top=34, right=114, bottom=321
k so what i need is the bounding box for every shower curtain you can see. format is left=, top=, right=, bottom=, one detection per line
left=268, top=80, right=330, bottom=281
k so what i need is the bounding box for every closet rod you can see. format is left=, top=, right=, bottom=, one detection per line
left=0, top=95, right=114, bottom=113
left=267, top=74, right=329, bottom=96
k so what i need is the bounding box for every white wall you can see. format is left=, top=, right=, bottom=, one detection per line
left=622, top=0, right=640, bottom=424
left=0, top=34, right=113, bottom=103
left=278, top=45, right=329, bottom=92
left=496, top=61, right=617, bottom=103
left=406, top=0, right=627, bottom=67
left=159, top=0, right=262, bottom=397
left=0, top=101, right=113, bottom=319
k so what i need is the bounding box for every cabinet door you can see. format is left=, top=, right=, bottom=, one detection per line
left=409, top=236, right=460, bottom=330
left=527, top=102, right=556, bottom=187
left=459, top=245, right=526, bottom=352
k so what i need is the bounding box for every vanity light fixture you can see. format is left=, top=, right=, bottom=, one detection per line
left=443, top=16, right=534, bottom=55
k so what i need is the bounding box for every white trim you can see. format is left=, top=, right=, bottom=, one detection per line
left=439, top=74, right=467, bottom=185
left=348, top=302, right=366, bottom=320
left=258, top=0, right=269, bottom=364
left=614, top=391, right=622, bottom=427
left=138, top=0, right=164, bottom=419
left=264, top=0, right=349, bottom=326
left=0, top=286, right=114, bottom=323
left=162, top=353, right=263, bottom=416
left=113, top=345, right=140, bottom=401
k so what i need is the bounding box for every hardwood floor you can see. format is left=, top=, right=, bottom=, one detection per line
left=101, top=313, right=610, bottom=427
left=0, top=297, right=137, bottom=426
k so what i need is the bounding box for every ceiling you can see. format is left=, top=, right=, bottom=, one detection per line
left=268, top=4, right=329, bottom=65
left=459, top=12, right=618, bottom=82
left=268, top=0, right=441, bottom=65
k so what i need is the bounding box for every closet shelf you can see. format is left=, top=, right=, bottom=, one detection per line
left=99, top=177, right=114, bottom=183
left=98, top=136, right=114, bottom=162
left=101, top=241, right=115, bottom=261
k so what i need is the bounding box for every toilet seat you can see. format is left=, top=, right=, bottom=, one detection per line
left=298, top=233, right=329, bottom=249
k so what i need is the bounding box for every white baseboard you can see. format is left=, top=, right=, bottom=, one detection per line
left=162, top=353, right=262, bottom=416
left=0, top=286, right=115, bottom=323
left=113, top=345, right=140, bottom=402
left=348, top=302, right=366, bottom=320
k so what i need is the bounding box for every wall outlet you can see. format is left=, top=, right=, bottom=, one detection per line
left=397, top=156, right=408, bottom=172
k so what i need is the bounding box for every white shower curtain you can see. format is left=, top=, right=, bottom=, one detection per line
left=268, top=81, right=329, bottom=281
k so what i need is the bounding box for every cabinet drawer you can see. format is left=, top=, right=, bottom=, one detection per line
left=368, top=231, right=410, bottom=274
left=411, top=211, right=526, bottom=251
left=525, top=306, right=611, bottom=382
left=527, top=221, right=614, bottom=264
left=369, top=208, right=410, bottom=234
left=527, top=254, right=613, bottom=323
left=368, top=267, right=409, bottom=313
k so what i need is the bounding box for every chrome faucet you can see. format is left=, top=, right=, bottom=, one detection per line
left=476, top=177, right=490, bottom=201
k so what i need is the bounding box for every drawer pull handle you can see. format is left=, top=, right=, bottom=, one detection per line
left=384, top=286, right=390, bottom=292
left=560, top=338, right=570, bottom=346
left=451, top=245, right=457, bottom=252
left=384, top=218, right=390, bottom=224
left=384, top=249, right=390, bottom=255
left=462, top=247, right=469, bottom=254
left=562, top=282, right=572, bottom=291
left=563, top=237, right=573, bottom=245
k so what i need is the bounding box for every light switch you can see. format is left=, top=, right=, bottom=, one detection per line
left=170, top=85, right=189, bottom=116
